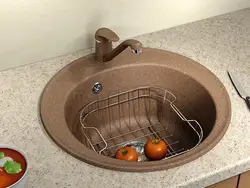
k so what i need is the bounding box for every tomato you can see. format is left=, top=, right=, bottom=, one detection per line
left=144, top=139, right=167, bottom=160
left=115, top=147, right=138, bottom=162
left=0, top=169, right=12, bottom=188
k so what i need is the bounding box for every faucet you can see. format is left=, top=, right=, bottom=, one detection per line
left=95, top=28, right=142, bottom=63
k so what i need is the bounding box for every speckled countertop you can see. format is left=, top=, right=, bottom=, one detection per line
left=1, top=8, right=250, bottom=188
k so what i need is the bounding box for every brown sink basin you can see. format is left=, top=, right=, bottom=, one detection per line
left=40, top=48, right=231, bottom=172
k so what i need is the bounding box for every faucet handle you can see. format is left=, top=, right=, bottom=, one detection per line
left=95, top=28, right=119, bottom=42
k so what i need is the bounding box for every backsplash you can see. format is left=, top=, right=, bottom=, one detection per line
left=0, top=0, right=249, bottom=71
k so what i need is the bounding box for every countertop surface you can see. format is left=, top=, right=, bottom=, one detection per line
left=1, top=8, right=250, bottom=188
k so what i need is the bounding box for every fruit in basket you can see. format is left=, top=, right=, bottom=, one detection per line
left=144, top=139, right=167, bottom=160
left=115, top=147, right=138, bottom=162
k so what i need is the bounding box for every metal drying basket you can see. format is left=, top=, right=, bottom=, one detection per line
left=79, top=86, right=203, bottom=161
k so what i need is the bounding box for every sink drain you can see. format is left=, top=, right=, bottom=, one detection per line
left=92, top=82, right=102, bottom=94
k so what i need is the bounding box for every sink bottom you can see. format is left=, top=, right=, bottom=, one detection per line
left=74, top=86, right=202, bottom=161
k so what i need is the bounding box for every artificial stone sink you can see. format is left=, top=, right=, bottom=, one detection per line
left=40, top=48, right=231, bottom=172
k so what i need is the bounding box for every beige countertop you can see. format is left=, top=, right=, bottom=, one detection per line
left=1, top=8, right=250, bottom=188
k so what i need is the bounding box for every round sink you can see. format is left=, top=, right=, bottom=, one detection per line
left=40, top=48, right=231, bottom=172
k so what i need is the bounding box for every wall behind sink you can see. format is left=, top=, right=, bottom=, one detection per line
left=0, top=0, right=250, bottom=71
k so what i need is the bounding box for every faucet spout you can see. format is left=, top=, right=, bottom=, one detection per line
left=94, top=28, right=142, bottom=63
left=104, top=39, right=142, bottom=62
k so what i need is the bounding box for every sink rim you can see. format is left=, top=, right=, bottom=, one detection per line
left=40, top=48, right=231, bottom=172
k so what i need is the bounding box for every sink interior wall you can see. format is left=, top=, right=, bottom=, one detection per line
left=65, top=65, right=216, bottom=157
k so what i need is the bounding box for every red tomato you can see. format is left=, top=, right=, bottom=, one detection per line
left=115, top=147, right=138, bottom=162
left=0, top=169, right=12, bottom=188
left=144, top=139, right=167, bottom=160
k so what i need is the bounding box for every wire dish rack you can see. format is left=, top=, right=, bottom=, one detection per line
left=79, top=86, right=203, bottom=161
